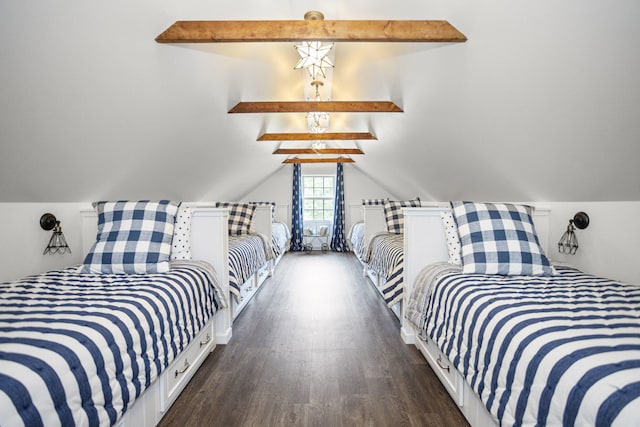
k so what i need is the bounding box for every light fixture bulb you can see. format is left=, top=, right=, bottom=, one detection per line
left=306, top=111, right=330, bottom=132
left=306, top=80, right=329, bottom=132
left=311, top=141, right=327, bottom=151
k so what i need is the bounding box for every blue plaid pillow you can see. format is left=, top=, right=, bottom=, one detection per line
left=362, top=198, right=386, bottom=206
left=450, top=201, right=554, bottom=275
left=216, top=202, right=256, bottom=235
left=383, top=198, right=421, bottom=234
left=249, top=201, right=276, bottom=222
left=82, top=200, right=180, bottom=274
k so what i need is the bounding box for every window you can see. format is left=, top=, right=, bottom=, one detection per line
left=302, top=175, right=335, bottom=221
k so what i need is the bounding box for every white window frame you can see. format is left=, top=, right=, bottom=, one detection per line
left=302, top=174, right=335, bottom=237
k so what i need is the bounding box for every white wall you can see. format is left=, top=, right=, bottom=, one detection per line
left=545, top=201, right=640, bottom=285
left=0, top=165, right=396, bottom=281
left=1, top=200, right=638, bottom=286
left=0, top=203, right=90, bottom=282
left=241, top=163, right=396, bottom=231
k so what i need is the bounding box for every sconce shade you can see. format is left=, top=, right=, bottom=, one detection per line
left=41, top=213, right=71, bottom=255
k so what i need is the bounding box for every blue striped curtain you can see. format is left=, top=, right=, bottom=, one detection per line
left=289, top=164, right=305, bottom=251
left=330, top=163, right=348, bottom=252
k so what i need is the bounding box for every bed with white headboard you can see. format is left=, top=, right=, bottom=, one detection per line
left=75, top=202, right=278, bottom=425
left=401, top=205, right=640, bottom=427
left=261, top=203, right=291, bottom=267
left=221, top=202, right=290, bottom=319
left=83, top=202, right=281, bottom=333
left=349, top=199, right=428, bottom=321
left=1, top=203, right=228, bottom=427
left=81, top=206, right=233, bottom=343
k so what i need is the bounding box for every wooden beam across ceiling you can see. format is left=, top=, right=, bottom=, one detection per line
left=229, top=101, right=402, bottom=114
left=283, top=157, right=355, bottom=164
left=258, top=132, right=377, bottom=141
left=274, top=148, right=364, bottom=155
left=155, top=20, right=467, bottom=43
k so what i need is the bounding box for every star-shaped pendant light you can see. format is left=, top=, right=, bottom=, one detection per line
left=294, top=41, right=334, bottom=79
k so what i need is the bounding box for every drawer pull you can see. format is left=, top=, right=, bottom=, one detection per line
left=174, top=359, right=190, bottom=378
left=199, top=333, right=212, bottom=348
left=436, top=355, right=450, bottom=373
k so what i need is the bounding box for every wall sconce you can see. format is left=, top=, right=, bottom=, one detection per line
left=558, top=211, right=590, bottom=255
left=40, top=213, right=71, bottom=255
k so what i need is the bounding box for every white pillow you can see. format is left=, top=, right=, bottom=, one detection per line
left=171, top=206, right=192, bottom=260
left=440, top=210, right=461, bottom=265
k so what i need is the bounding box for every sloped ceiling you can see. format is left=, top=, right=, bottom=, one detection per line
left=1, top=0, right=639, bottom=203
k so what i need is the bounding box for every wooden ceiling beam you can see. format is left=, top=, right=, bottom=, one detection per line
left=156, top=20, right=467, bottom=43
left=258, top=132, right=376, bottom=141
left=230, top=101, right=402, bottom=113
left=283, top=157, right=355, bottom=164
left=274, top=148, right=364, bottom=155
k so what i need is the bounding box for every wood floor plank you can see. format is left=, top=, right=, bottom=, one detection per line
left=158, top=252, right=467, bottom=427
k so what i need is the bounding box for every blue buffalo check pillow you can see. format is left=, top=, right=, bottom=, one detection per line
left=450, top=201, right=554, bottom=276
left=216, top=202, right=256, bottom=236
left=383, top=198, right=421, bottom=234
left=82, top=200, right=180, bottom=274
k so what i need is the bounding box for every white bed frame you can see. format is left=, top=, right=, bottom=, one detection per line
left=159, top=203, right=278, bottom=323
left=401, top=206, right=551, bottom=427
left=355, top=204, right=404, bottom=319
left=81, top=204, right=281, bottom=426
left=226, top=204, right=277, bottom=320
left=354, top=203, right=444, bottom=321
left=80, top=207, right=228, bottom=427
left=271, top=203, right=290, bottom=268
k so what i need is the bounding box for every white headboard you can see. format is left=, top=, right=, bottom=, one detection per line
left=349, top=203, right=363, bottom=224
left=275, top=204, right=289, bottom=226
left=363, top=204, right=387, bottom=249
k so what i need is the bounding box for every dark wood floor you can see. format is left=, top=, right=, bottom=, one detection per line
left=159, top=252, right=468, bottom=427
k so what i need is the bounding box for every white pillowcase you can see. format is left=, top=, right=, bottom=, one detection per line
left=171, top=206, right=192, bottom=260
left=440, top=210, right=461, bottom=265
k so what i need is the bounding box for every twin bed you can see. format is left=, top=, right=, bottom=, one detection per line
left=1, top=201, right=290, bottom=427
left=401, top=204, right=640, bottom=426
left=2, top=204, right=227, bottom=427
left=350, top=198, right=421, bottom=320
left=219, top=202, right=290, bottom=322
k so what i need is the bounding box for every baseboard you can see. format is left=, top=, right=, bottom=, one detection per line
left=401, top=326, right=415, bottom=344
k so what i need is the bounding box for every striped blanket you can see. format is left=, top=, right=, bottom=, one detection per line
left=228, top=234, right=271, bottom=303
left=271, top=222, right=290, bottom=260
left=362, top=233, right=404, bottom=307
left=0, top=261, right=222, bottom=427
left=406, top=263, right=640, bottom=426
left=349, top=222, right=366, bottom=259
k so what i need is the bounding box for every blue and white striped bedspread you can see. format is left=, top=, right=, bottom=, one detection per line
left=271, top=222, right=290, bottom=259
left=349, top=222, right=365, bottom=259
left=363, top=233, right=404, bottom=307
left=0, top=261, right=222, bottom=427
left=228, top=234, right=270, bottom=303
left=407, top=263, right=640, bottom=426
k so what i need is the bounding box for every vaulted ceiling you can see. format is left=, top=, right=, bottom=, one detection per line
left=1, top=0, right=639, bottom=202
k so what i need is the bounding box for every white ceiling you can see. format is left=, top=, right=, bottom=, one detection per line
left=1, top=0, right=639, bottom=202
